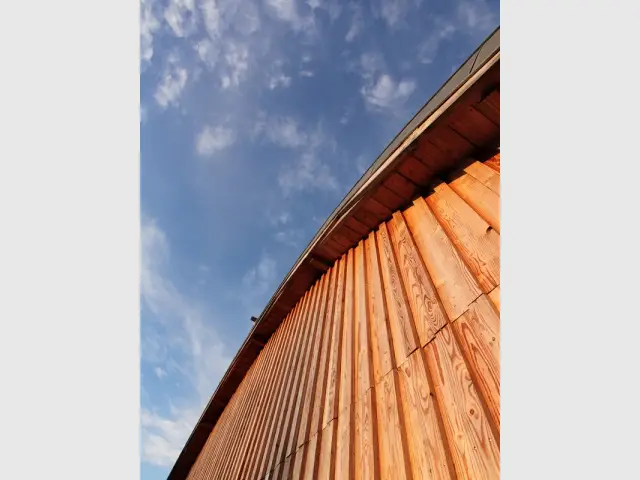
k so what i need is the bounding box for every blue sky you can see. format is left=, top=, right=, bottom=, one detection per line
left=140, top=0, right=498, bottom=477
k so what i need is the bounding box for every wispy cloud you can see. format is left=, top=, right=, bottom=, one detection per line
left=345, top=4, right=364, bottom=42
left=154, top=55, right=188, bottom=109
left=361, top=74, right=416, bottom=111
left=378, top=0, right=421, bottom=29
left=418, top=19, right=456, bottom=64
left=354, top=52, right=416, bottom=112
left=278, top=151, right=339, bottom=196
left=141, top=215, right=232, bottom=467
left=220, top=40, right=250, bottom=89
left=164, top=0, right=198, bottom=38
left=193, top=38, right=220, bottom=69
left=141, top=0, right=160, bottom=69
left=265, top=0, right=315, bottom=33
left=196, top=125, right=236, bottom=157
left=456, top=0, right=497, bottom=34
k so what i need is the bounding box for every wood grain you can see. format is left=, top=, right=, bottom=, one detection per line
left=355, top=241, right=374, bottom=400
left=338, top=249, right=356, bottom=416
left=284, top=274, right=330, bottom=459
left=355, top=388, right=380, bottom=480
left=364, top=232, right=395, bottom=383
left=403, top=197, right=482, bottom=321
left=483, top=153, right=500, bottom=173
left=397, top=349, right=453, bottom=480
left=452, top=295, right=500, bottom=435
left=322, top=256, right=346, bottom=427
left=426, top=182, right=500, bottom=292
left=317, top=420, right=338, bottom=480
left=268, top=280, right=321, bottom=474
left=305, top=267, right=337, bottom=446
left=376, top=224, right=420, bottom=366
left=463, top=161, right=500, bottom=196
left=291, top=443, right=306, bottom=480
left=301, top=433, right=319, bottom=480
left=425, top=326, right=500, bottom=479
left=335, top=403, right=355, bottom=480
left=388, top=211, right=448, bottom=346
left=375, top=370, right=412, bottom=480
left=449, top=174, right=500, bottom=233
left=488, top=286, right=499, bottom=312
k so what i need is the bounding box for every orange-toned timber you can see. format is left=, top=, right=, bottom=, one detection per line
left=172, top=26, right=500, bottom=480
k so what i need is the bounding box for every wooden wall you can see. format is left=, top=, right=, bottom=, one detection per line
left=186, top=156, right=501, bottom=480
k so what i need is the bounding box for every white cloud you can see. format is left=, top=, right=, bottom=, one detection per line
left=196, top=125, right=236, bottom=156
left=274, top=228, right=305, bottom=248
left=361, top=74, right=416, bottom=111
left=154, top=56, right=188, bottom=109
left=140, top=406, right=200, bottom=467
left=193, top=38, right=220, bottom=69
left=164, top=0, right=198, bottom=37
left=221, top=41, right=249, bottom=89
left=265, top=0, right=315, bottom=32
left=418, top=20, right=456, bottom=64
left=140, top=104, right=148, bottom=124
left=299, top=70, right=314, bottom=77
left=140, top=216, right=233, bottom=467
left=263, top=116, right=308, bottom=148
left=200, top=0, right=221, bottom=38
left=154, top=366, right=167, bottom=379
left=234, top=1, right=261, bottom=35
left=456, top=0, right=497, bottom=34
left=268, top=72, right=292, bottom=90
left=141, top=0, right=160, bottom=69
left=345, top=4, right=364, bottom=42
left=278, top=151, right=338, bottom=196
left=307, top=0, right=342, bottom=22
left=242, top=253, right=278, bottom=297
left=358, top=51, right=385, bottom=81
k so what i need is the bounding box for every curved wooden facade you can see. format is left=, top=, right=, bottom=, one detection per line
left=171, top=27, right=500, bottom=480
left=185, top=155, right=500, bottom=479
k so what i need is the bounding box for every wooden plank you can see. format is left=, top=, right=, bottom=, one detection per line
left=403, top=197, right=482, bottom=321
left=425, top=325, right=500, bottom=479
left=397, top=349, right=453, bottom=480
left=488, top=286, right=500, bottom=312
left=291, top=443, right=306, bottom=480
left=383, top=171, right=419, bottom=199
left=364, top=233, right=395, bottom=384
left=483, top=153, right=500, bottom=173
left=354, top=241, right=374, bottom=400
left=344, top=216, right=370, bottom=236
left=447, top=105, right=499, bottom=148
left=338, top=249, right=356, bottom=416
left=276, top=278, right=326, bottom=467
left=424, top=126, right=475, bottom=165
left=354, top=388, right=379, bottom=480
left=397, top=154, right=434, bottom=186
left=376, top=223, right=420, bottom=366
left=264, top=281, right=320, bottom=476
left=210, top=329, right=284, bottom=478
left=217, top=343, right=272, bottom=479
left=452, top=295, right=500, bottom=436
left=302, top=433, right=320, bottom=479
left=335, top=403, right=354, bottom=479
left=286, top=274, right=330, bottom=457
left=245, top=300, right=306, bottom=479
left=322, top=257, right=346, bottom=427
left=388, top=211, right=448, bottom=347
left=316, top=420, right=338, bottom=480
left=426, top=182, right=500, bottom=292
left=305, top=268, right=337, bottom=446
left=372, top=184, right=406, bottom=212
left=237, top=321, right=291, bottom=478
left=449, top=173, right=500, bottom=233
left=474, top=90, right=500, bottom=125
left=375, top=370, right=412, bottom=480
left=464, top=161, right=500, bottom=196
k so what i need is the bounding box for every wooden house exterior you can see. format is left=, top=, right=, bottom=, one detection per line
left=169, top=26, right=501, bottom=480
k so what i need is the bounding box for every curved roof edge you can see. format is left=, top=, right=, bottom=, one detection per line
left=168, top=25, right=500, bottom=480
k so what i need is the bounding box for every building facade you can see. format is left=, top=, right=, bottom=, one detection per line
left=170, top=27, right=500, bottom=480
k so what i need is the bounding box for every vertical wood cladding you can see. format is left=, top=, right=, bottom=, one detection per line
left=187, top=155, right=501, bottom=479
